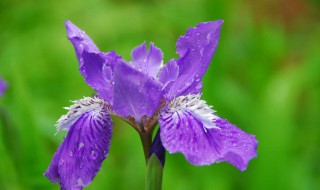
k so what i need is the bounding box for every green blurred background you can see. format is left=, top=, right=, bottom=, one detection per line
left=1, top=0, right=320, bottom=189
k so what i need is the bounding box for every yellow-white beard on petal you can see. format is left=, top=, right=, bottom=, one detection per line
left=56, top=96, right=109, bottom=132
left=163, top=94, right=219, bottom=131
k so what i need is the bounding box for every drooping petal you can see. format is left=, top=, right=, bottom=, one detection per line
left=112, top=61, right=163, bottom=121
left=157, top=59, right=179, bottom=89
left=44, top=97, right=113, bottom=189
left=131, top=42, right=163, bottom=78
left=159, top=94, right=257, bottom=171
left=0, top=78, right=7, bottom=96
left=166, top=20, right=223, bottom=99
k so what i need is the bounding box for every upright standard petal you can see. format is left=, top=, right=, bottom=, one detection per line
left=131, top=42, right=163, bottom=78
left=159, top=94, right=257, bottom=171
left=166, top=20, right=223, bottom=99
left=112, top=62, right=163, bottom=121
left=44, top=97, right=113, bottom=189
left=81, top=50, right=121, bottom=103
left=157, top=59, right=179, bottom=89
left=0, top=78, right=7, bottom=96
left=65, top=21, right=122, bottom=103
left=65, top=20, right=99, bottom=62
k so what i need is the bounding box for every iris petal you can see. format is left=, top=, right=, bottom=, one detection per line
left=149, top=129, right=166, bottom=166
left=112, top=61, right=163, bottom=121
left=65, top=21, right=122, bottom=103
left=166, top=20, right=223, bottom=100
left=65, top=20, right=99, bottom=61
left=81, top=50, right=120, bottom=103
left=131, top=42, right=163, bottom=78
left=158, top=59, right=179, bottom=89
left=159, top=94, right=257, bottom=171
left=0, top=78, right=7, bottom=96
left=44, top=97, right=113, bottom=189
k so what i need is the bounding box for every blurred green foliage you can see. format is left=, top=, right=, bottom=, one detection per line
left=0, top=0, right=320, bottom=189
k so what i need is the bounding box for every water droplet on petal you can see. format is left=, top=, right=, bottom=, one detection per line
left=206, top=32, right=213, bottom=39
left=59, top=159, right=64, bottom=166
left=90, top=150, right=98, bottom=160
left=78, top=142, right=84, bottom=150
left=79, top=163, right=84, bottom=169
left=77, top=178, right=85, bottom=187
left=69, top=151, right=74, bottom=157
left=103, top=150, right=108, bottom=157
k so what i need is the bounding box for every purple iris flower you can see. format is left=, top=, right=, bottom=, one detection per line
left=0, top=78, right=7, bottom=97
left=45, top=20, right=258, bottom=189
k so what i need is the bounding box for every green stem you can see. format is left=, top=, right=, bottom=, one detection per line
left=139, top=131, right=152, bottom=163
left=139, top=124, right=164, bottom=189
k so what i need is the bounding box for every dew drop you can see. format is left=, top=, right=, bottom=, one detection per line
left=103, top=150, right=108, bottom=157
left=200, top=47, right=204, bottom=55
left=69, top=151, right=74, bottom=157
left=79, top=163, right=84, bottom=169
left=78, top=142, right=84, bottom=150
left=90, top=150, right=98, bottom=160
left=77, top=178, right=85, bottom=187
left=80, top=32, right=86, bottom=39
left=58, top=159, right=64, bottom=166
left=206, top=33, right=211, bottom=40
